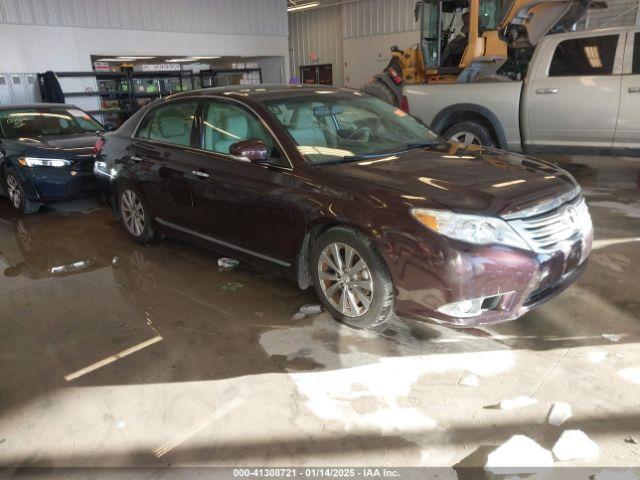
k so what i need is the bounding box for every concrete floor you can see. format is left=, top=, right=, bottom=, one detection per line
left=0, top=156, right=639, bottom=475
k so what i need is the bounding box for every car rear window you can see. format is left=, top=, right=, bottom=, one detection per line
left=549, top=35, right=618, bottom=77
left=0, top=107, right=104, bottom=139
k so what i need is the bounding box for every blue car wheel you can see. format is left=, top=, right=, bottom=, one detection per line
left=4, top=168, right=41, bottom=215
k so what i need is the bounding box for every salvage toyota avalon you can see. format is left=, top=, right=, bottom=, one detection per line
left=95, top=85, right=592, bottom=328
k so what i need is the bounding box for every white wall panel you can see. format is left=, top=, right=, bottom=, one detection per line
left=289, top=4, right=343, bottom=86
left=342, top=0, right=418, bottom=39
left=0, top=0, right=288, bottom=36
left=586, top=0, right=639, bottom=28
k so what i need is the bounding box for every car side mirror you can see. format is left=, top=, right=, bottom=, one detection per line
left=229, top=139, right=268, bottom=162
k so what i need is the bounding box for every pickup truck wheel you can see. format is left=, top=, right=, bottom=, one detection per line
left=311, top=227, right=394, bottom=329
left=363, top=80, right=398, bottom=106
left=444, top=121, right=496, bottom=147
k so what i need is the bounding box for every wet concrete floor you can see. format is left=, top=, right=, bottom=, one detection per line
left=0, top=156, right=638, bottom=475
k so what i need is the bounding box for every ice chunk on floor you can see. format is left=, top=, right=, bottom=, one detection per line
left=552, top=430, right=599, bottom=461
left=485, top=435, right=554, bottom=474
left=602, top=334, right=622, bottom=342
left=499, top=395, right=538, bottom=410
left=547, top=402, right=572, bottom=426
left=459, top=374, right=479, bottom=387
left=299, top=304, right=323, bottom=315
left=619, top=367, right=640, bottom=385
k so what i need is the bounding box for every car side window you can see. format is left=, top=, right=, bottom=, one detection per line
left=549, top=35, right=618, bottom=77
left=633, top=33, right=640, bottom=74
left=136, top=101, right=198, bottom=147
left=200, top=100, right=288, bottom=168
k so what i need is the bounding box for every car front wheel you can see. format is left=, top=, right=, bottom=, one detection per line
left=118, top=185, right=158, bottom=244
left=4, top=168, right=40, bottom=215
left=311, top=227, right=394, bottom=328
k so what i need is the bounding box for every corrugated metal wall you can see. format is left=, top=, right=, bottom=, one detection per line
left=586, top=0, right=639, bottom=28
left=0, top=0, right=288, bottom=36
left=342, top=0, right=418, bottom=39
left=289, top=4, right=343, bottom=85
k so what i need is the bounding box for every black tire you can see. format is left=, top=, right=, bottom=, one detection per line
left=443, top=121, right=496, bottom=147
left=363, top=80, right=398, bottom=106
left=310, top=226, right=394, bottom=329
left=116, top=183, right=159, bottom=244
left=4, top=168, right=41, bottom=215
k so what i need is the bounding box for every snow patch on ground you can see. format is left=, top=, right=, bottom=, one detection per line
left=485, top=435, right=554, bottom=474
left=619, top=367, right=640, bottom=385
left=587, top=350, right=608, bottom=363
left=260, top=317, right=515, bottom=435
left=459, top=374, right=479, bottom=387
left=552, top=430, right=599, bottom=461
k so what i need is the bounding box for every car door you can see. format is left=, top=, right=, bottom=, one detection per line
left=524, top=32, right=625, bottom=151
left=127, top=99, right=200, bottom=227
left=186, top=98, right=296, bottom=267
left=614, top=29, right=640, bottom=152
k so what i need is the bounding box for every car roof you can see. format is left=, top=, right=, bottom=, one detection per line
left=168, top=84, right=358, bottom=101
left=0, top=103, right=79, bottom=111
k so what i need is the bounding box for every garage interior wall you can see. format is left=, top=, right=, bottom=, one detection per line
left=586, top=0, right=640, bottom=28
left=288, top=3, right=343, bottom=86
left=289, top=0, right=418, bottom=89
left=0, top=0, right=290, bottom=74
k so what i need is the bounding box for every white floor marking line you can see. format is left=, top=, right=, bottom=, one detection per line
left=64, top=335, right=163, bottom=381
left=592, top=237, right=640, bottom=250
left=153, top=398, right=243, bottom=458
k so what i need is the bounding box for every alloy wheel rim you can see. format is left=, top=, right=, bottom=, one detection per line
left=317, top=242, right=373, bottom=318
left=450, top=131, right=482, bottom=145
left=120, top=189, right=145, bottom=237
left=6, top=175, right=21, bottom=209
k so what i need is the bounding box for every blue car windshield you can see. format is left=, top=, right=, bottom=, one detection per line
left=260, top=91, right=438, bottom=164
left=0, top=108, right=104, bottom=139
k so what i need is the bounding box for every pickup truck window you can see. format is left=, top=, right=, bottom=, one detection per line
left=633, top=33, right=640, bottom=74
left=549, top=35, right=618, bottom=77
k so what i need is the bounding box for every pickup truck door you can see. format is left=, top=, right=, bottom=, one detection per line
left=614, top=30, right=640, bottom=152
left=524, top=31, right=625, bottom=151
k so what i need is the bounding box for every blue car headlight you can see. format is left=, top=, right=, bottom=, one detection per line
left=18, top=157, right=72, bottom=168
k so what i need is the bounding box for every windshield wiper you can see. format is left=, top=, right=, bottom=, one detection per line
left=337, top=142, right=435, bottom=163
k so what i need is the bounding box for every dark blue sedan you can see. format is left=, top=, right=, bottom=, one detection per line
left=0, top=104, right=105, bottom=214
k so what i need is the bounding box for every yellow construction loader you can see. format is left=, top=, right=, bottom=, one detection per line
left=364, top=0, right=606, bottom=106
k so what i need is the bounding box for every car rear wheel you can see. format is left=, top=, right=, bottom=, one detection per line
left=443, top=121, right=496, bottom=147
left=4, top=168, right=40, bottom=215
left=311, top=227, right=394, bottom=329
left=118, top=185, right=158, bottom=244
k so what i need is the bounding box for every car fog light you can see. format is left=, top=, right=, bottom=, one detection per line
left=438, top=298, right=484, bottom=317
left=437, top=294, right=505, bottom=318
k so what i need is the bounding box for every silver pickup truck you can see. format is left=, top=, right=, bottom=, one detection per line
left=405, top=25, right=640, bottom=155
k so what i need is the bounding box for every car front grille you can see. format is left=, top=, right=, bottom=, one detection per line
left=506, top=193, right=592, bottom=252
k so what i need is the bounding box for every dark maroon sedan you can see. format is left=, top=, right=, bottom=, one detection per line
left=95, top=85, right=593, bottom=328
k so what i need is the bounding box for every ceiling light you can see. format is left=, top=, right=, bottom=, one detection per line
left=287, top=2, right=319, bottom=12
left=192, top=56, right=221, bottom=60
left=116, top=56, right=155, bottom=60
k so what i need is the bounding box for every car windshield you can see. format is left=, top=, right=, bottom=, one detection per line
left=0, top=107, right=104, bottom=139
left=260, top=92, right=439, bottom=164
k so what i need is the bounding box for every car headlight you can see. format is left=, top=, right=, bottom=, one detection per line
left=411, top=208, right=530, bottom=250
left=18, top=157, right=71, bottom=168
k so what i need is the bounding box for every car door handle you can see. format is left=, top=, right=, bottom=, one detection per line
left=536, top=88, right=558, bottom=94
left=628, top=86, right=640, bottom=93
left=191, top=170, right=210, bottom=179
left=130, top=155, right=143, bottom=162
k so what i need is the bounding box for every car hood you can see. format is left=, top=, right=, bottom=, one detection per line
left=318, top=142, right=578, bottom=217
left=17, top=132, right=101, bottom=160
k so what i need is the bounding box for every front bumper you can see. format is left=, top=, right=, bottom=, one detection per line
left=387, top=225, right=593, bottom=327
left=23, top=164, right=97, bottom=202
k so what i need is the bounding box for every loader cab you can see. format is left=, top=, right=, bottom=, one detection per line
left=417, top=0, right=504, bottom=72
